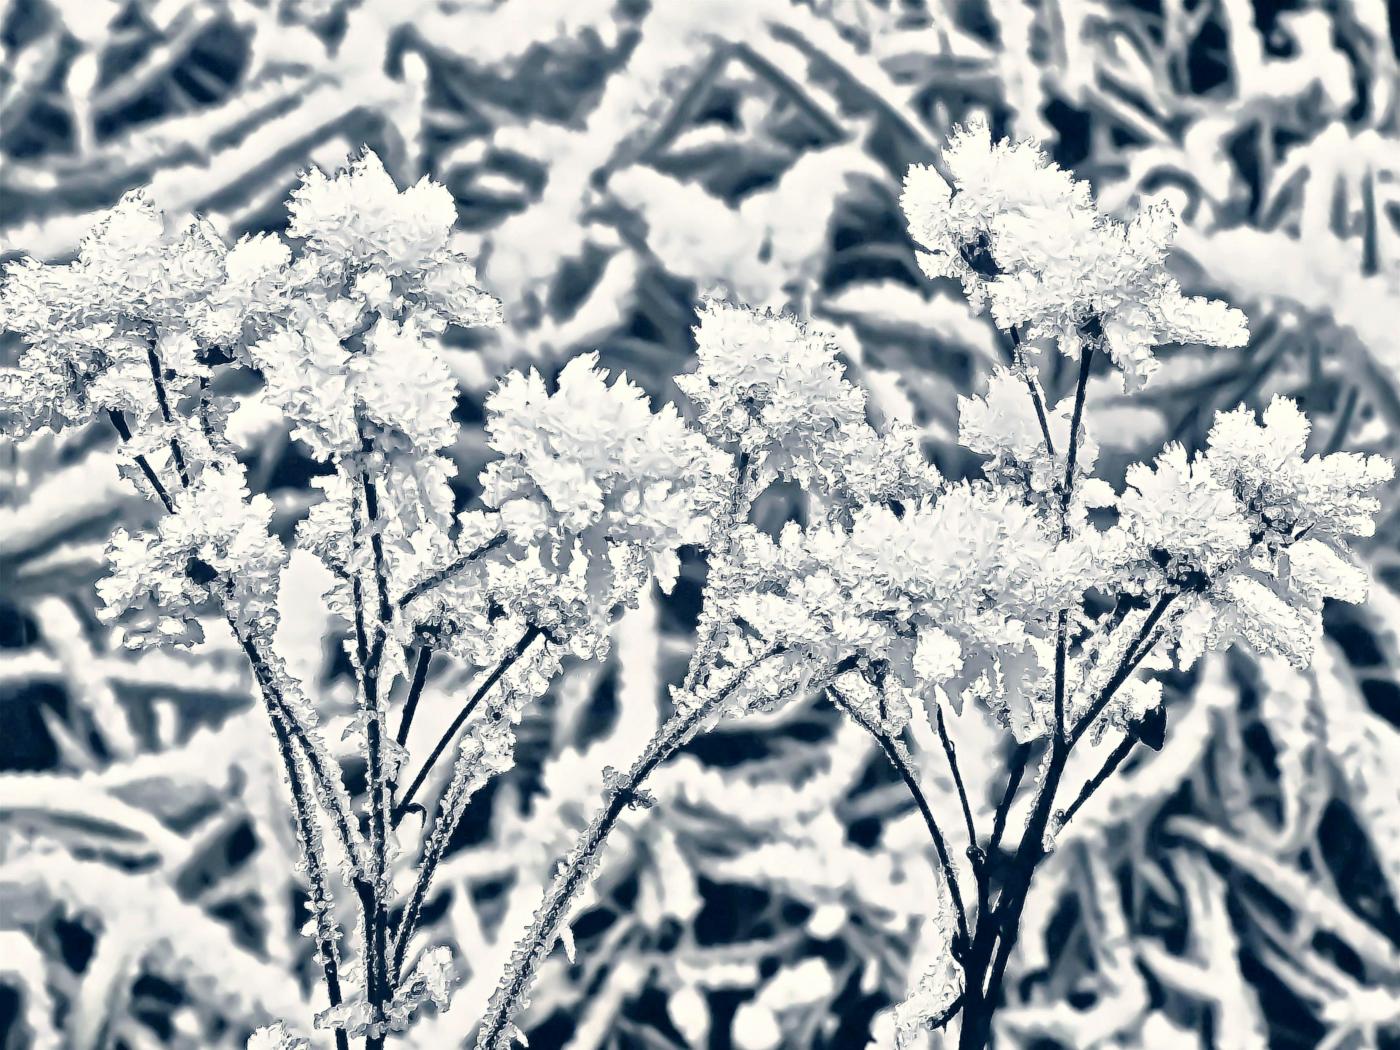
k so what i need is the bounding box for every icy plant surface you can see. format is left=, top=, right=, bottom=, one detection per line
left=2, top=3, right=1400, bottom=1050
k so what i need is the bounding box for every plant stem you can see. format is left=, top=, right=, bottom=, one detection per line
left=1007, top=327, right=1056, bottom=459
left=105, top=411, right=174, bottom=512
left=271, top=715, right=350, bottom=1050
left=388, top=627, right=545, bottom=985
left=831, top=689, right=970, bottom=953
left=473, top=646, right=797, bottom=1049
left=988, top=741, right=1030, bottom=862
left=391, top=627, right=542, bottom=828
left=1069, top=592, right=1175, bottom=748
left=934, top=700, right=983, bottom=908
left=144, top=344, right=189, bottom=486
left=1059, top=733, right=1136, bottom=829
left=396, top=534, right=506, bottom=610
left=395, top=645, right=434, bottom=749
left=351, top=462, right=398, bottom=1050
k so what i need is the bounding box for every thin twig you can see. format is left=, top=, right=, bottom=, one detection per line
left=473, top=646, right=802, bottom=1049
left=1069, top=592, right=1176, bottom=748
left=1007, top=327, right=1055, bottom=458
left=145, top=345, right=189, bottom=486
left=106, top=411, right=174, bottom=512
left=395, top=534, right=506, bottom=610
left=934, top=700, right=982, bottom=890
left=271, top=716, right=350, bottom=1050
left=395, top=645, right=434, bottom=749
left=989, top=741, right=1031, bottom=861
left=829, top=689, right=970, bottom=954
left=1058, top=733, right=1136, bottom=829
left=391, top=626, right=543, bottom=827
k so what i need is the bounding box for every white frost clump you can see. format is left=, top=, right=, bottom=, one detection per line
left=900, top=119, right=1247, bottom=388
left=677, top=299, right=865, bottom=464
left=97, top=462, right=286, bottom=649
left=1112, top=397, right=1391, bottom=670
left=246, top=1021, right=309, bottom=1050
left=480, top=353, right=730, bottom=594
left=287, top=151, right=458, bottom=274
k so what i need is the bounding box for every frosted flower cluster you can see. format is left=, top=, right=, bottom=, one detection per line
left=677, top=300, right=864, bottom=467
left=901, top=120, right=1248, bottom=388
left=958, top=365, right=1106, bottom=513
left=480, top=353, right=730, bottom=594
left=1, top=192, right=231, bottom=434
left=1112, top=397, right=1392, bottom=670
left=675, top=299, right=940, bottom=514
left=97, top=462, right=286, bottom=649
left=714, top=484, right=1112, bottom=737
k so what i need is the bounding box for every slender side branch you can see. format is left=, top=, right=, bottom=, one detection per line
left=392, top=626, right=543, bottom=827
left=1069, top=592, right=1175, bottom=748
left=830, top=689, right=970, bottom=954
left=934, top=700, right=983, bottom=905
left=395, top=645, right=434, bottom=749
left=272, top=716, right=350, bottom=1050
left=388, top=628, right=546, bottom=984
left=145, top=344, right=189, bottom=486
left=1058, top=733, right=1136, bottom=830
left=106, top=411, right=174, bottom=512
left=989, top=741, right=1031, bottom=862
left=473, top=646, right=795, bottom=1050
left=1007, top=327, right=1055, bottom=459
left=396, top=534, right=506, bottom=610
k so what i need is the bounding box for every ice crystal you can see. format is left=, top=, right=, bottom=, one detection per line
left=900, top=120, right=1248, bottom=388
left=97, top=462, right=286, bottom=648
left=1206, top=396, right=1395, bottom=540
left=246, top=1021, right=309, bottom=1050
left=676, top=299, right=866, bottom=476
left=287, top=151, right=457, bottom=275
left=481, top=353, right=729, bottom=594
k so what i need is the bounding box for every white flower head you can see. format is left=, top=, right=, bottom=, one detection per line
left=1206, top=396, right=1394, bottom=540
left=1, top=192, right=226, bottom=434
left=676, top=299, right=866, bottom=471
left=958, top=365, right=1099, bottom=499
left=98, top=461, right=286, bottom=649
left=901, top=121, right=1248, bottom=388
left=1117, top=443, right=1253, bottom=580
left=287, top=150, right=457, bottom=274
left=480, top=353, right=729, bottom=593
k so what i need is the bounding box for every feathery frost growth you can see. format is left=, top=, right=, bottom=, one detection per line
left=0, top=119, right=1391, bottom=1050
left=902, top=120, right=1248, bottom=389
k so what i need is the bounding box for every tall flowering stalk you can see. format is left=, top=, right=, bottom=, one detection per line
left=0, top=125, right=1391, bottom=1050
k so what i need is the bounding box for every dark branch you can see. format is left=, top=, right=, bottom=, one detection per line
left=395, top=533, right=506, bottom=610
left=830, top=689, right=970, bottom=955
left=395, top=645, right=434, bottom=749
left=1058, top=733, right=1136, bottom=830
left=391, top=625, right=543, bottom=827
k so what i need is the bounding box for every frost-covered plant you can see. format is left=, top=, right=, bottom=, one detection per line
left=1, top=123, right=1393, bottom=1050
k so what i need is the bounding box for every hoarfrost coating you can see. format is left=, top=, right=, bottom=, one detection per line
left=1, top=6, right=1398, bottom=1049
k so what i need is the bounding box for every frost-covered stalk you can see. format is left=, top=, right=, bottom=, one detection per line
left=2, top=124, right=1393, bottom=1050
left=895, top=120, right=1391, bottom=1048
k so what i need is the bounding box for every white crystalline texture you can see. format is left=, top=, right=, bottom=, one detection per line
left=97, top=462, right=287, bottom=649
left=246, top=1022, right=309, bottom=1050
left=287, top=151, right=457, bottom=275
left=1117, top=443, right=1253, bottom=578
left=1206, top=396, right=1395, bottom=540
left=899, top=120, right=1247, bottom=388
left=676, top=299, right=866, bottom=464
left=480, top=352, right=730, bottom=593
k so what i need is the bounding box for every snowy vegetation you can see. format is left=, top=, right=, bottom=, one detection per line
left=2, top=113, right=1393, bottom=1048
left=2, top=2, right=1399, bottom=1049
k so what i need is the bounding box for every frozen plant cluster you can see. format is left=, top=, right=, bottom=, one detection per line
left=0, top=122, right=1393, bottom=1050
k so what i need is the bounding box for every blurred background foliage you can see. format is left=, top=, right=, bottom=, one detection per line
left=1, top=0, right=1398, bottom=1047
